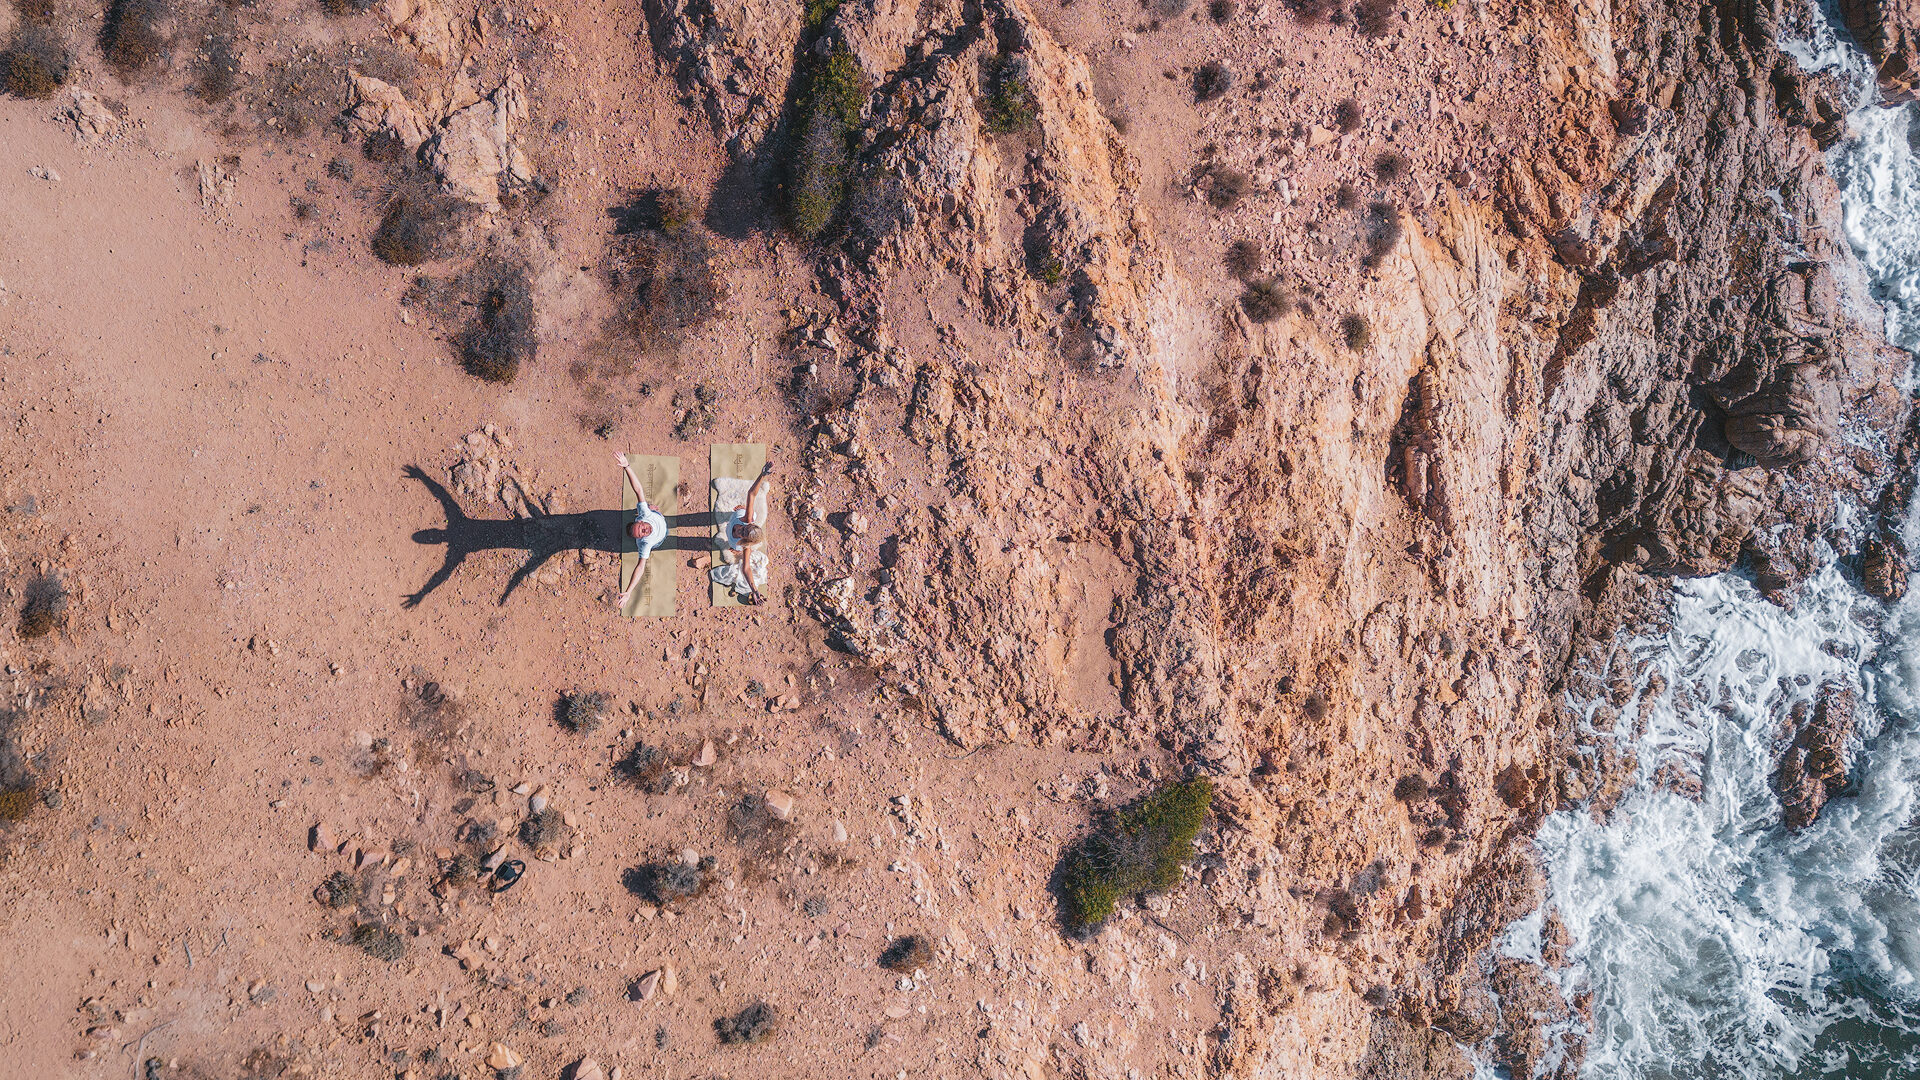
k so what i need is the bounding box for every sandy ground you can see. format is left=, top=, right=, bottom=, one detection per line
left=0, top=13, right=1206, bottom=1079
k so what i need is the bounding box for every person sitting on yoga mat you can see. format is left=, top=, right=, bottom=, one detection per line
left=616, top=452, right=670, bottom=610
left=717, top=461, right=773, bottom=605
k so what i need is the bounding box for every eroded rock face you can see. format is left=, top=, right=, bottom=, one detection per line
left=1837, top=0, right=1920, bottom=102
left=1776, top=682, right=1857, bottom=829
left=640, top=0, right=1912, bottom=1073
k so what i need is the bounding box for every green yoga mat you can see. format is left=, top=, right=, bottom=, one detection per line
left=709, top=443, right=766, bottom=607
left=621, top=454, right=678, bottom=618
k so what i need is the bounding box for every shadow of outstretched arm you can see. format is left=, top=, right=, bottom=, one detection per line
left=403, top=466, right=473, bottom=609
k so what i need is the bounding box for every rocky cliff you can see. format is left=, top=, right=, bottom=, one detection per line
left=637, top=0, right=1914, bottom=1073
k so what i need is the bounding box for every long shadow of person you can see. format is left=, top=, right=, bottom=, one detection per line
left=402, top=466, right=708, bottom=608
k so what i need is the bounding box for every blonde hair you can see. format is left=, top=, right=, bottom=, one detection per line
left=739, top=523, right=765, bottom=544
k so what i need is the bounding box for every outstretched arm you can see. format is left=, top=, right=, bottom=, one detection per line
left=742, top=461, right=773, bottom=525
left=618, top=553, right=648, bottom=609
left=615, top=452, right=650, bottom=510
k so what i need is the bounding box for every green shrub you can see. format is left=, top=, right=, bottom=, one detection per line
left=787, top=46, right=867, bottom=240
left=981, top=55, right=1037, bottom=134
left=1058, top=776, right=1213, bottom=931
left=803, top=0, right=840, bottom=30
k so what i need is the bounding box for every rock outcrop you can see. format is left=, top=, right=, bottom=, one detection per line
left=1775, top=682, right=1857, bottom=829
left=1838, top=0, right=1920, bottom=102
left=642, top=0, right=1912, bottom=1073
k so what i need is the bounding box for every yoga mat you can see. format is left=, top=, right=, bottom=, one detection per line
left=709, top=443, right=766, bottom=607
left=621, top=454, right=678, bottom=618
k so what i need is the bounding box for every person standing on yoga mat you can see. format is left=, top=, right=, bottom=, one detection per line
left=616, top=453, right=670, bottom=610
left=718, top=461, right=773, bottom=605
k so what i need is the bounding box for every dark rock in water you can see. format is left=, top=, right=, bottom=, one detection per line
left=1862, top=534, right=1908, bottom=601
left=1775, top=682, right=1856, bottom=829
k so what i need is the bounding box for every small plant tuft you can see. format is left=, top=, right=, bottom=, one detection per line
left=1373, top=151, right=1409, bottom=183
left=557, top=690, right=610, bottom=734
left=1057, top=776, right=1213, bottom=932
left=1392, top=774, right=1430, bottom=801
left=1288, top=0, right=1339, bottom=21
left=1354, top=0, right=1397, bottom=36
left=715, top=1002, right=778, bottom=1045
left=1334, top=97, right=1362, bottom=133
left=878, top=934, right=933, bottom=971
left=1224, top=239, right=1264, bottom=281
left=320, top=870, right=362, bottom=909
left=1341, top=312, right=1373, bottom=350
left=1334, top=182, right=1359, bottom=211
left=349, top=923, right=406, bottom=962
left=1209, top=0, right=1237, bottom=20
left=1193, top=62, right=1232, bottom=103
left=980, top=54, right=1037, bottom=135
left=1361, top=201, right=1402, bottom=267
left=18, top=574, right=66, bottom=639
left=1200, top=164, right=1251, bottom=210
left=1239, top=279, right=1290, bottom=322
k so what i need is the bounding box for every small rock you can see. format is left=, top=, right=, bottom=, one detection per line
left=511, top=782, right=532, bottom=795
left=661, top=965, right=678, bottom=997
left=632, top=970, right=662, bottom=1001
left=305, top=980, right=326, bottom=993
left=1308, top=125, right=1338, bottom=148
left=529, top=793, right=549, bottom=815
left=844, top=512, right=869, bottom=536
left=30, top=165, right=60, bottom=182
left=882, top=1003, right=910, bottom=1020
left=692, top=739, right=716, bottom=767
left=485, top=1043, right=522, bottom=1071
left=764, top=790, right=795, bottom=820
left=830, top=820, right=848, bottom=844
left=569, top=1057, right=606, bottom=1080
left=309, top=823, right=336, bottom=853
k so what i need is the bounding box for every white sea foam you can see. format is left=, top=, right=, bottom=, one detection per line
left=1512, top=9, right=1920, bottom=1076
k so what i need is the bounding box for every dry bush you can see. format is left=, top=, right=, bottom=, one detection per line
left=878, top=935, right=932, bottom=971
left=1361, top=201, right=1402, bottom=267
left=1341, top=313, right=1373, bottom=350
left=1192, top=62, right=1232, bottom=103
left=609, top=225, right=724, bottom=355
left=715, top=1003, right=778, bottom=1045
left=101, top=0, right=166, bottom=78
left=557, top=690, right=610, bottom=734
left=1354, top=0, right=1396, bottom=36
left=1224, top=239, right=1264, bottom=281
left=193, top=30, right=240, bottom=103
left=1334, top=97, right=1362, bottom=133
left=1374, top=151, right=1409, bottom=183
left=371, top=189, right=470, bottom=266
left=2, top=24, right=69, bottom=98
left=1239, top=279, right=1290, bottom=322
left=18, top=574, right=66, bottom=639
left=788, top=45, right=867, bottom=238
left=1334, top=182, right=1358, bottom=210
left=1288, top=0, right=1339, bottom=22
left=625, top=855, right=716, bottom=907
left=349, top=923, right=405, bottom=961
left=459, top=265, right=535, bottom=384
left=1201, top=164, right=1250, bottom=210
left=1209, top=0, right=1237, bottom=20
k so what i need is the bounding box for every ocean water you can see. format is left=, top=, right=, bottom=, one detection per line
left=1504, top=11, right=1920, bottom=1079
